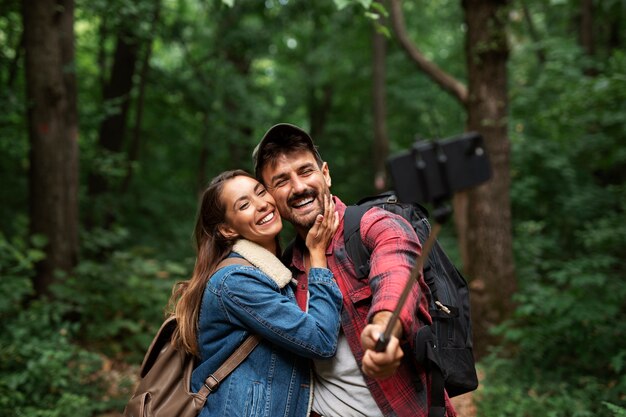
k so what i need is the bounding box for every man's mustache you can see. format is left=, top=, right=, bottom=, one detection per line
left=287, top=189, right=318, bottom=206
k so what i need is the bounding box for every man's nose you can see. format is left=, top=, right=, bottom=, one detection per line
left=290, top=176, right=307, bottom=193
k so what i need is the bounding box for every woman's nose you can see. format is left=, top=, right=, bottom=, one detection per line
left=255, top=197, right=270, bottom=211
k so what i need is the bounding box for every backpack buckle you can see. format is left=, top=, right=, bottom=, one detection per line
left=204, top=374, right=221, bottom=392
left=385, top=194, right=398, bottom=204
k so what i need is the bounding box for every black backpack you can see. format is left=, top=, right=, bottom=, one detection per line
left=344, top=192, right=478, bottom=416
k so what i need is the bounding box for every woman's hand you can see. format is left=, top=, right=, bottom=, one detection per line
left=305, top=193, right=339, bottom=268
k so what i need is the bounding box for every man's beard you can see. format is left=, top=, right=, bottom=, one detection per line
left=286, top=189, right=324, bottom=230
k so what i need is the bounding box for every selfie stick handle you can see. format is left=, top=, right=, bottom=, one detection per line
left=374, top=222, right=442, bottom=352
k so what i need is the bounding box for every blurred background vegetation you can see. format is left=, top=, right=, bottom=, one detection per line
left=1, top=0, right=625, bottom=416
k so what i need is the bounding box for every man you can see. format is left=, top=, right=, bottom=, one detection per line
left=253, top=123, right=456, bottom=417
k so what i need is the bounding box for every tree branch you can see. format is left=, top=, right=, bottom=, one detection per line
left=389, top=0, right=468, bottom=105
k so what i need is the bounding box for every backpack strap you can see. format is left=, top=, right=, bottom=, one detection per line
left=198, top=333, right=261, bottom=397
left=429, top=367, right=446, bottom=417
left=197, top=256, right=261, bottom=398
left=344, top=192, right=402, bottom=279
left=344, top=204, right=374, bottom=279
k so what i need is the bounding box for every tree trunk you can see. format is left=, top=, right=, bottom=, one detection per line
left=88, top=29, right=139, bottom=199
left=372, top=15, right=389, bottom=191
left=121, top=2, right=161, bottom=194
left=307, top=11, right=333, bottom=141
left=463, top=0, right=516, bottom=358
left=86, top=27, right=140, bottom=228
left=22, top=0, right=79, bottom=298
left=579, top=0, right=594, bottom=57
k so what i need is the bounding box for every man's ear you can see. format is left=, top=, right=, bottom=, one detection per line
left=322, top=162, right=331, bottom=188
left=218, top=224, right=239, bottom=240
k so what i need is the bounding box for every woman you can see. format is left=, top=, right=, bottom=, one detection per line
left=169, top=169, right=342, bottom=417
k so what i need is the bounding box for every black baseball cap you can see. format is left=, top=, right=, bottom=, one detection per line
left=253, top=123, right=322, bottom=179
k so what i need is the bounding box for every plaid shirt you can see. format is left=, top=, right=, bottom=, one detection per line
left=289, top=197, right=456, bottom=417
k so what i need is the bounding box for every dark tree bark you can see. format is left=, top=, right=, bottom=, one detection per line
left=121, top=2, right=161, bottom=194
left=22, top=0, right=79, bottom=298
left=308, top=84, right=334, bottom=143
left=579, top=0, right=594, bottom=57
left=88, top=30, right=139, bottom=199
left=372, top=13, right=390, bottom=191
left=463, top=0, right=516, bottom=358
left=306, top=11, right=334, bottom=141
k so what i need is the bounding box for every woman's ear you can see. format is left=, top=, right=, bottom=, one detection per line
left=218, top=224, right=239, bottom=240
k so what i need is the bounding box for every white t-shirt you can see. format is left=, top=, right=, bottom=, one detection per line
left=312, top=331, right=384, bottom=417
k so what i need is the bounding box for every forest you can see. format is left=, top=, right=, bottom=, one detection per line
left=1, top=0, right=625, bottom=416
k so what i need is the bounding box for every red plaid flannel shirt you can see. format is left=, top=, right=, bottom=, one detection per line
left=290, top=197, right=456, bottom=417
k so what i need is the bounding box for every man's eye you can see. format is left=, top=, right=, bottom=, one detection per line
left=274, top=180, right=287, bottom=188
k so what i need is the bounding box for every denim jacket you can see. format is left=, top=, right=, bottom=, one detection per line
left=191, top=239, right=342, bottom=417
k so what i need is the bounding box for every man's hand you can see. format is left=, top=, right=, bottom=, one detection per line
left=360, top=313, right=404, bottom=379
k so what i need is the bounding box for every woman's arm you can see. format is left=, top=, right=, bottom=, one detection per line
left=219, top=266, right=342, bottom=359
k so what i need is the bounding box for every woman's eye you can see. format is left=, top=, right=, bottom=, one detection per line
left=258, top=188, right=267, bottom=196
left=239, top=203, right=249, bottom=210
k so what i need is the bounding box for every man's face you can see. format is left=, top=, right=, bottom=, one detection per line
left=260, top=149, right=331, bottom=236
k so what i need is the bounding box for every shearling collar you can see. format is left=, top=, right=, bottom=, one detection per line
left=232, top=239, right=292, bottom=289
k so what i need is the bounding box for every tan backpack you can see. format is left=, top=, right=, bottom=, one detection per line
left=124, top=259, right=259, bottom=417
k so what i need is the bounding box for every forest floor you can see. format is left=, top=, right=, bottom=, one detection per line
left=450, top=391, right=477, bottom=417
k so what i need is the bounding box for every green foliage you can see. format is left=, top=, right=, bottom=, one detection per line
left=60, top=226, right=191, bottom=362
left=478, top=25, right=626, bottom=417
left=478, top=356, right=624, bottom=417
left=0, top=224, right=191, bottom=416
left=604, top=403, right=626, bottom=417
left=0, top=232, right=105, bottom=417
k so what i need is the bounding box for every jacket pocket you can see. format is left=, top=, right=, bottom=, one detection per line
left=348, top=284, right=372, bottom=321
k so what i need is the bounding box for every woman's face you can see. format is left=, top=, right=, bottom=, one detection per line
left=219, top=175, right=283, bottom=248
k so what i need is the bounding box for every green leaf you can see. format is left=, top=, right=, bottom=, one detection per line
left=370, top=1, right=389, bottom=17
left=333, top=0, right=351, bottom=10
left=373, top=22, right=391, bottom=38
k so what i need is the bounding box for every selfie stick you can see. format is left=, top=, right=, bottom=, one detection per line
left=374, top=221, right=443, bottom=353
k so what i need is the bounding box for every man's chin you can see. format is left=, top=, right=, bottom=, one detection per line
left=287, top=210, right=319, bottom=230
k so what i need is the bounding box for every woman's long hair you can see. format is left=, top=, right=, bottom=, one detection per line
left=169, top=169, right=253, bottom=357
